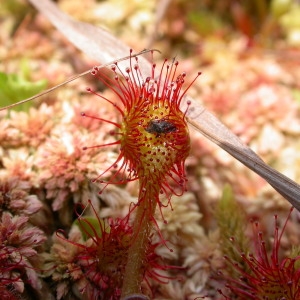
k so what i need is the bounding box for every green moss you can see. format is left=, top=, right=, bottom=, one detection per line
left=0, top=60, right=47, bottom=112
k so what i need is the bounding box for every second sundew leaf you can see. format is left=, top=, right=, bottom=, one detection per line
left=216, top=184, right=250, bottom=273
left=74, top=217, right=109, bottom=241
left=0, top=61, right=47, bottom=112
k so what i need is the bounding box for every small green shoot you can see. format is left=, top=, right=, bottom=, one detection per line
left=0, top=60, right=47, bottom=112
left=74, top=217, right=109, bottom=241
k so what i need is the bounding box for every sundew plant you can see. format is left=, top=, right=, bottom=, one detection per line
left=82, top=51, right=200, bottom=297
left=2, top=0, right=300, bottom=299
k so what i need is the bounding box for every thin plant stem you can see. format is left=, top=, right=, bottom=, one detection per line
left=121, top=184, right=158, bottom=298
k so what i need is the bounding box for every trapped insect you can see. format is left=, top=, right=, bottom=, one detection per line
left=145, top=119, right=177, bottom=136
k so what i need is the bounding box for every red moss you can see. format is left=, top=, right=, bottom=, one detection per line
left=0, top=253, right=23, bottom=300
left=0, top=212, right=46, bottom=298
left=0, top=177, right=42, bottom=216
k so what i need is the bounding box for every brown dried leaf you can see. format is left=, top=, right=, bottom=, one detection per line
left=28, top=0, right=152, bottom=76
